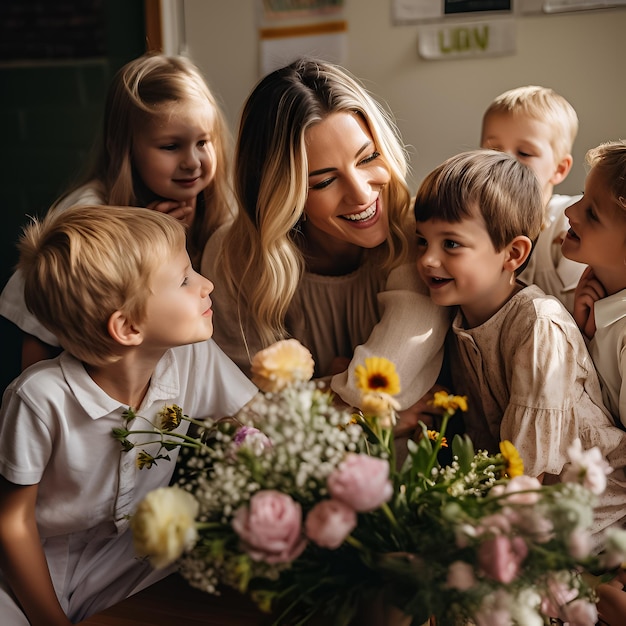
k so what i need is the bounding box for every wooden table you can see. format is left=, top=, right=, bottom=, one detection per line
left=77, top=573, right=273, bottom=626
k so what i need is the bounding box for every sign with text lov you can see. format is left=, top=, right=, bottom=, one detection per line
left=417, top=19, right=516, bottom=60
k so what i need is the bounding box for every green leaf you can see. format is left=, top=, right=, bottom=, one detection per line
left=452, top=434, right=474, bottom=473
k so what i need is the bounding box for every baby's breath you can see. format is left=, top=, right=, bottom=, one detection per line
left=126, top=343, right=626, bottom=626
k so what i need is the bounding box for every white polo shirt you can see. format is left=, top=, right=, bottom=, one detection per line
left=590, top=289, right=626, bottom=429
left=0, top=341, right=257, bottom=621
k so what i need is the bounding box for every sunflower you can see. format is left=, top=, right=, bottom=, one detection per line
left=354, top=357, right=401, bottom=396
left=499, top=440, right=524, bottom=478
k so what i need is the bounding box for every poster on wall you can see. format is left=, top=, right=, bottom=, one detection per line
left=258, top=0, right=347, bottom=76
left=520, top=0, right=626, bottom=12
left=393, top=0, right=626, bottom=21
left=393, top=0, right=511, bottom=23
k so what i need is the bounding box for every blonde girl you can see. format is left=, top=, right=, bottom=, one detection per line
left=0, top=52, right=233, bottom=370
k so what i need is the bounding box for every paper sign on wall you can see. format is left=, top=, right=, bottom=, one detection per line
left=417, top=18, right=516, bottom=60
left=258, top=0, right=347, bottom=76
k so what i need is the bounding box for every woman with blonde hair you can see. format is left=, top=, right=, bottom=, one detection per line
left=202, top=57, right=448, bottom=413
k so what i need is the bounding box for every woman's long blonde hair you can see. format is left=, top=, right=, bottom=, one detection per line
left=220, top=58, right=411, bottom=347
left=55, top=52, right=233, bottom=268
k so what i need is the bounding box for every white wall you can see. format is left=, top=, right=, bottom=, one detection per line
left=183, top=1, right=626, bottom=195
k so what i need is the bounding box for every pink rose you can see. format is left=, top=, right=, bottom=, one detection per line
left=232, top=426, right=271, bottom=456
left=305, top=499, right=357, bottom=549
left=232, top=490, right=306, bottom=563
left=327, top=453, right=393, bottom=512
left=478, top=535, right=528, bottom=583
left=563, top=440, right=612, bottom=495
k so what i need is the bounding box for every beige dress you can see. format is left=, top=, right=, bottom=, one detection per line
left=448, top=284, right=626, bottom=534
left=201, top=224, right=450, bottom=410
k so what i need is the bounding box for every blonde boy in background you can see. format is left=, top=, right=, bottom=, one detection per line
left=481, top=85, right=586, bottom=314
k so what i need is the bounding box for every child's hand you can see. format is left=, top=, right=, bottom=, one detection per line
left=395, top=384, right=448, bottom=437
left=147, top=200, right=194, bottom=226
left=573, top=266, right=606, bottom=340
left=597, top=579, right=626, bottom=626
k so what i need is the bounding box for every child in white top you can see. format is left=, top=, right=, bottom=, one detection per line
left=561, top=141, right=626, bottom=429
left=0, top=206, right=257, bottom=625
left=0, top=52, right=234, bottom=373
left=414, top=149, right=626, bottom=537
left=480, top=85, right=586, bottom=314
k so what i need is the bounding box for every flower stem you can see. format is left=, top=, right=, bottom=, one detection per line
left=425, top=411, right=451, bottom=474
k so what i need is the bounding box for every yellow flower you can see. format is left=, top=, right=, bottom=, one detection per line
left=427, top=430, right=448, bottom=448
left=137, top=450, right=156, bottom=470
left=500, top=440, right=524, bottom=478
left=251, top=339, right=315, bottom=393
left=360, top=391, right=400, bottom=429
left=158, top=404, right=183, bottom=431
left=130, top=486, right=199, bottom=569
left=355, top=357, right=401, bottom=396
left=431, top=391, right=468, bottom=413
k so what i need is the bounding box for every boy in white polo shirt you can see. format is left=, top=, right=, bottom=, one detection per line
left=0, top=205, right=257, bottom=625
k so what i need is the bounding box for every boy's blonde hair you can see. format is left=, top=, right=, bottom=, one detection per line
left=482, top=85, right=579, bottom=163
left=414, top=149, right=543, bottom=273
left=586, top=140, right=626, bottom=212
left=19, top=205, right=186, bottom=366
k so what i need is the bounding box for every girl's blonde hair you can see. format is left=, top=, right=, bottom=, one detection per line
left=19, top=205, right=186, bottom=366
left=586, top=140, right=626, bottom=212
left=220, top=57, right=411, bottom=347
left=56, top=52, right=232, bottom=268
left=414, top=150, right=544, bottom=275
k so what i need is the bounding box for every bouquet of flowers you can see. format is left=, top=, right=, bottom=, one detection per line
left=121, top=340, right=626, bottom=626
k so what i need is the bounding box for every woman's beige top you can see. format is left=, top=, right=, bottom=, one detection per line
left=201, top=224, right=450, bottom=410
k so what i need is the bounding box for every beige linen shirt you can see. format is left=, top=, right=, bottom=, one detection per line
left=448, top=285, right=626, bottom=535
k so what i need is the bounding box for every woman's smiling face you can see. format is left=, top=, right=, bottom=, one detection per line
left=303, top=112, right=391, bottom=253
